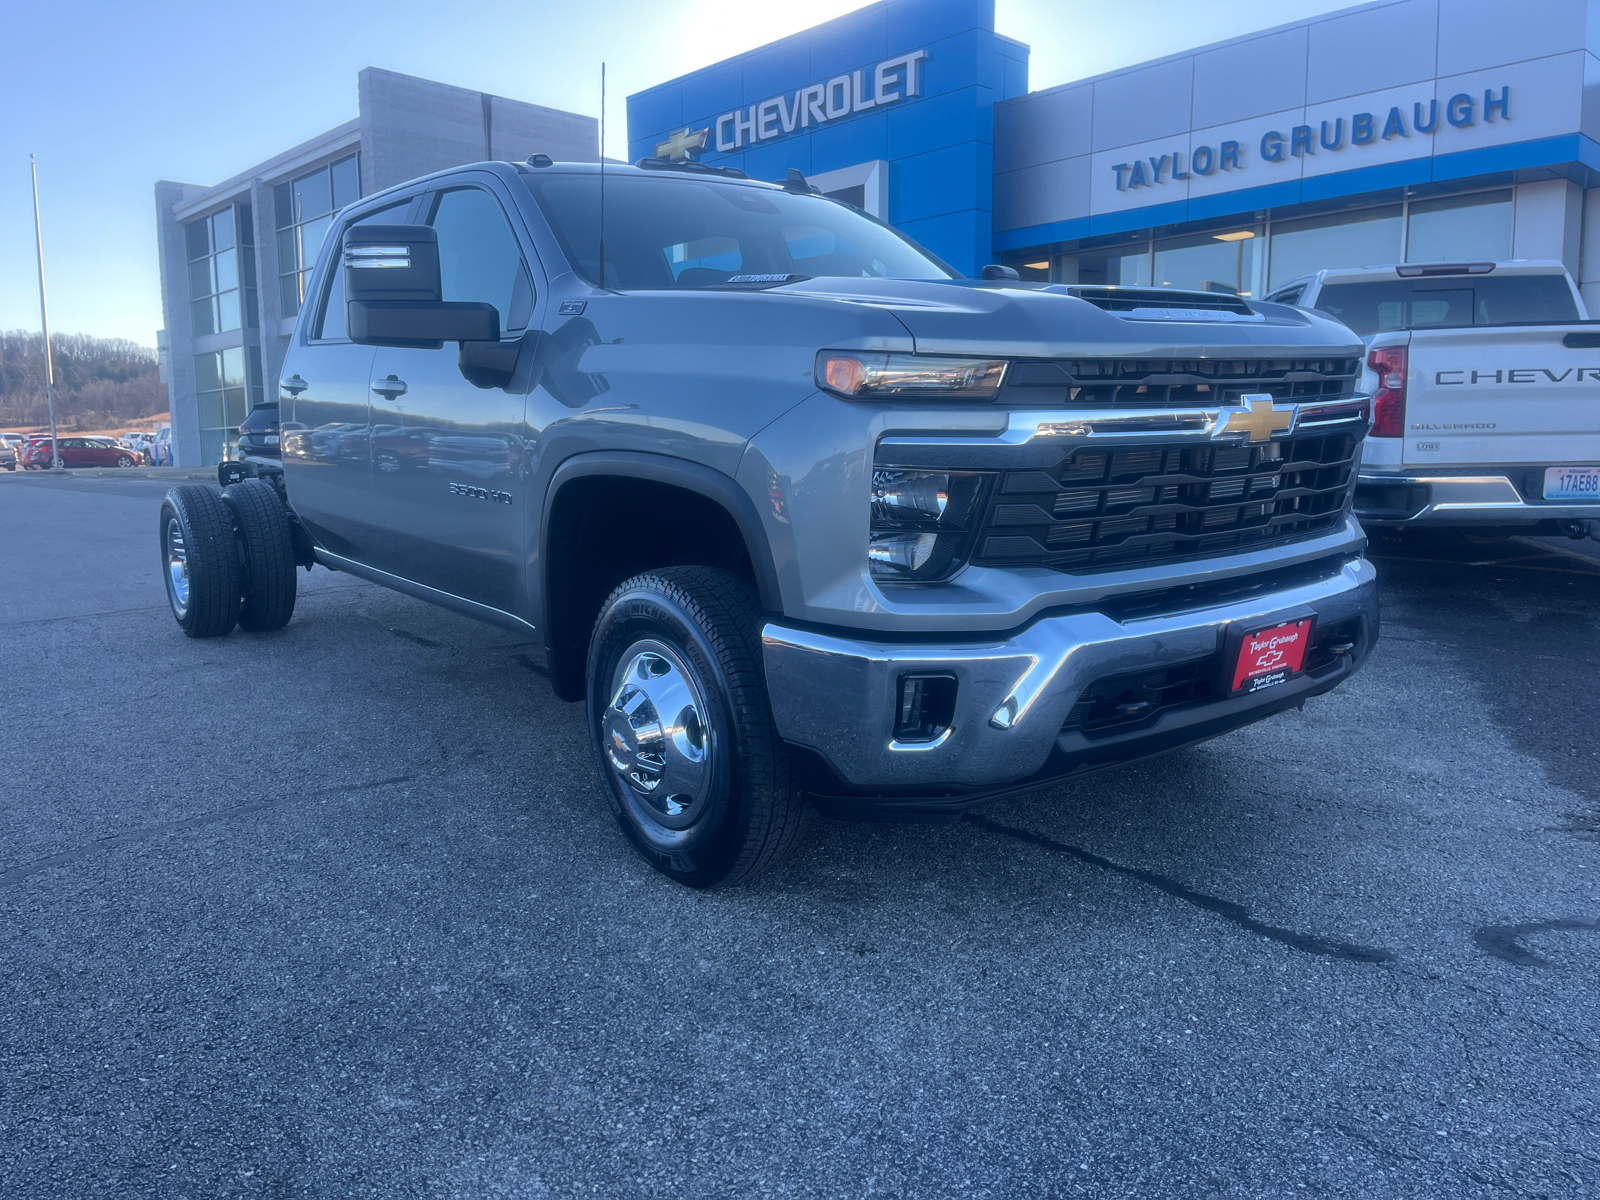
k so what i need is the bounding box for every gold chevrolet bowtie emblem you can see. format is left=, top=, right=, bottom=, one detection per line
left=1216, top=395, right=1295, bottom=443
left=655, top=127, right=708, bottom=161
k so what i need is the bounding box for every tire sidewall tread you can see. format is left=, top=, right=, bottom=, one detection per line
left=222, top=479, right=297, bottom=632
left=586, top=566, right=804, bottom=889
left=160, top=484, right=240, bottom=639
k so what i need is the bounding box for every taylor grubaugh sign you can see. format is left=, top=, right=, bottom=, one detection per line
left=1112, top=86, right=1513, bottom=192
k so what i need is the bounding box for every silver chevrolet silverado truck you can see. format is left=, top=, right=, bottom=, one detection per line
left=158, top=158, right=1379, bottom=887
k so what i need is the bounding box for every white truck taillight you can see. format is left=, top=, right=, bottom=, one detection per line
left=1367, top=345, right=1406, bottom=437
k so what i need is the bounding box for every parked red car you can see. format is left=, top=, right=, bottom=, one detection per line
left=20, top=436, right=139, bottom=469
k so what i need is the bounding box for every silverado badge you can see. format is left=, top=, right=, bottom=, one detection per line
left=1217, top=394, right=1295, bottom=443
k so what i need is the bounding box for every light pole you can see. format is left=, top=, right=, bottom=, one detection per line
left=30, top=153, right=61, bottom=472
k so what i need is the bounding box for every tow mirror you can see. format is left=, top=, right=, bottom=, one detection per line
left=343, top=224, right=499, bottom=348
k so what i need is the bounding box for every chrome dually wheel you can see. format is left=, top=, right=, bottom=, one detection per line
left=585, top=566, right=805, bottom=888
left=603, top=640, right=714, bottom=830
left=165, top=517, right=190, bottom=616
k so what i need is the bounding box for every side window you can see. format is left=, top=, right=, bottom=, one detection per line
left=428, top=187, right=533, bottom=333
left=313, top=200, right=413, bottom=341
left=1267, top=286, right=1305, bottom=305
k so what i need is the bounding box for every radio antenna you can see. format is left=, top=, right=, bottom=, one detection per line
left=598, top=61, right=606, bottom=291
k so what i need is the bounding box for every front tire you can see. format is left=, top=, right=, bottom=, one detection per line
left=117, top=454, right=134, bottom=467
left=159, top=485, right=240, bottom=638
left=222, top=479, right=297, bottom=631
left=586, top=567, right=804, bottom=888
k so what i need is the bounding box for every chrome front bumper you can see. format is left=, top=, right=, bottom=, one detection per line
left=1356, top=472, right=1600, bottom=525
left=762, top=556, right=1378, bottom=794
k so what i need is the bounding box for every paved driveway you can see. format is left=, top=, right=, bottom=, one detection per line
left=2, top=473, right=1596, bottom=1197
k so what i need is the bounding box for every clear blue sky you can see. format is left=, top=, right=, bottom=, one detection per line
left=0, top=0, right=1353, bottom=346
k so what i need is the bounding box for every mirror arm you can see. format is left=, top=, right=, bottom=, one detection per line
left=459, top=330, right=534, bottom=390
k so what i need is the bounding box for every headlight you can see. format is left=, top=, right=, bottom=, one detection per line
left=818, top=352, right=1007, bottom=400
left=868, top=468, right=991, bottom=583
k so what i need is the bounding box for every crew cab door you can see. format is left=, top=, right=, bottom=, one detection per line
left=360, top=182, right=534, bottom=613
left=279, top=196, right=416, bottom=556
left=1400, top=327, right=1600, bottom=466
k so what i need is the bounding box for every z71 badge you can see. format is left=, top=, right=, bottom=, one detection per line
left=448, top=482, right=512, bottom=505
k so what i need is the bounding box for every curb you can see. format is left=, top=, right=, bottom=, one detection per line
left=0, top=466, right=215, bottom=481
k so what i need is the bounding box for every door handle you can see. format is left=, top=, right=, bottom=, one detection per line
left=371, top=375, right=408, bottom=399
left=280, top=374, right=309, bottom=395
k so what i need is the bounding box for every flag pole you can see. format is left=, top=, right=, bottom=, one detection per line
left=30, top=154, right=61, bottom=472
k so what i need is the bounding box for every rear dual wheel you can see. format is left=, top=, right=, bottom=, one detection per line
left=586, top=566, right=805, bottom=889
left=158, top=480, right=296, bottom=638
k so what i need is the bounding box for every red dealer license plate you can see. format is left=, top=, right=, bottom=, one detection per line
left=1231, top=618, right=1314, bottom=695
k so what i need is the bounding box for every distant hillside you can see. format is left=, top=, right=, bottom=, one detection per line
left=0, top=332, right=165, bottom=431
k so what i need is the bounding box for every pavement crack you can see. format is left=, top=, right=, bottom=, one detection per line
left=0, top=773, right=418, bottom=888
left=387, top=626, right=444, bottom=648
left=964, top=813, right=1397, bottom=964
left=1473, top=917, right=1600, bottom=967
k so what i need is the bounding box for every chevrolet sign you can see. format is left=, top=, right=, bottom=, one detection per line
left=712, top=50, right=927, bottom=153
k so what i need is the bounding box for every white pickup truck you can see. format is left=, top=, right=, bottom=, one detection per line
left=1265, top=261, right=1600, bottom=534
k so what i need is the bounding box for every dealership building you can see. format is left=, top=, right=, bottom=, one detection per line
left=155, top=0, right=1600, bottom=464
left=631, top=0, right=1600, bottom=302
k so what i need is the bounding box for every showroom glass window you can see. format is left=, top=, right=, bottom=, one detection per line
left=1268, top=206, right=1403, bottom=291
left=1071, top=244, right=1151, bottom=287
left=1406, top=190, right=1512, bottom=263
left=1153, top=227, right=1261, bottom=296
left=193, top=345, right=263, bottom=464
left=276, top=154, right=359, bottom=317
left=185, top=205, right=257, bottom=336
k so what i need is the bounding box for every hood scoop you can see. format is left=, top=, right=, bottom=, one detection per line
left=1046, top=285, right=1265, bottom=324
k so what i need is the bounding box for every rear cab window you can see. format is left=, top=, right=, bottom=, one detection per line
left=1313, top=275, right=1579, bottom=336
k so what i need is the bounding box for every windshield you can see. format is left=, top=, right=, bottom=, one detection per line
left=521, top=172, right=956, bottom=289
left=1314, top=275, right=1579, bottom=335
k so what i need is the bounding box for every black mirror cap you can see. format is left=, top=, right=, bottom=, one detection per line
left=981, top=264, right=1021, bottom=281
left=343, top=224, right=441, bottom=303
left=349, top=300, right=500, bottom=349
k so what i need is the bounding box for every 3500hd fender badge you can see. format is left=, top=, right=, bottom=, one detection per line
left=448, top=482, right=512, bottom=505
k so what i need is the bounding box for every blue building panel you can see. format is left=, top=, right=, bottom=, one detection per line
left=809, top=108, right=890, bottom=175
left=919, top=28, right=997, bottom=100
left=898, top=209, right=988, bottom=274
left=1002, top=54, right=1027, bottom=101
left=892, top=142, right=989, bottom=225
left=1299, top=158, right=1429, bottom=204
left=741, top=138, right=810, bottom=183
left=741, top=40, right=811, bottom=102
left=1185, top=179, right=1303, bottom=223
left=992, top=216, right=1090, bottom=253
left=808, top=7, right=891, bottom=80
left=679, top=62, right=744, bottom=135
left=627, top=0, right=1022, bottom=276
left=626, top=88, right=682, bottom=150
left=890, top=0, right=992, bottom=44
left=887, top=86, right=992, bottom=161
left=1430, top=134, right=1582, bottom=184
left=1088, top=198, right=1189, bottom=239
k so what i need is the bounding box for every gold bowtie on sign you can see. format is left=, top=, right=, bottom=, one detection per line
left=655, top=128, right=708, bottom=161
left=1216, top=394, right=1295, bottom=443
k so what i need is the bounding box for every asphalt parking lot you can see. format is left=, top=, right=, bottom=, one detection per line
left=2, top=472, right=1598, bottom=1198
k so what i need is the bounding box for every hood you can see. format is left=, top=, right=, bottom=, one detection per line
left=774, top=277, right=1365, bottom=361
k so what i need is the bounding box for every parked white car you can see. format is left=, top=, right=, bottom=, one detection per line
left=1267, top=261, right=1599, bottom=533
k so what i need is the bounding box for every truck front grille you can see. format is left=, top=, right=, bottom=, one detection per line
left=1001, top=357, right=1361, bottom=408
left=974, top=430, right=1359, bottom=574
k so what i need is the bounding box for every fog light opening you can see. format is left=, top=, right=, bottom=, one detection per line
left=894, top=673, right=958, bottom=743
